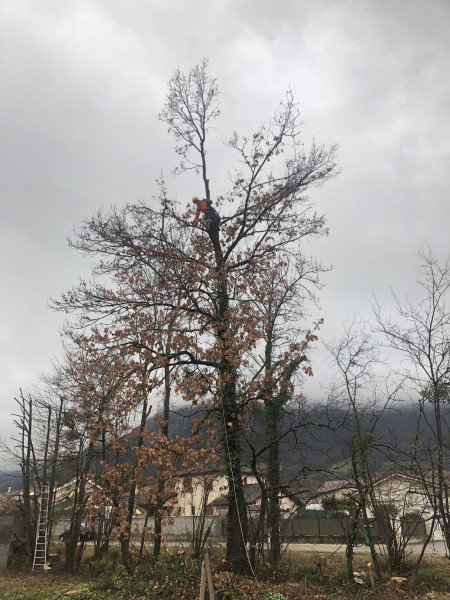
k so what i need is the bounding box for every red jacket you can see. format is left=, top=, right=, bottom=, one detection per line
left=195, top=199, right=210, bottom=219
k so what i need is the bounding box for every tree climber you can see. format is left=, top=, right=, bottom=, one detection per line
left=192, top=196, right=221, bottom=236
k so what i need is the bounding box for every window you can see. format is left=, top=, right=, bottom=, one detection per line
left=183, top=478, right=193, bottom=494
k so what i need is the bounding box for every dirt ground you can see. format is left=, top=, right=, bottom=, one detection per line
left=1, top=550, right=449, bottom=599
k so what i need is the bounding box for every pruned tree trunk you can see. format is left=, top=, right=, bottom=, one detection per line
left=14, top=391, right=35, bottom=561
left=65, top=440, right=95, bottom=572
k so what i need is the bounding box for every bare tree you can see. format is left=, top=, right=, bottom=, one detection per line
left=242, top=255, right=325, bottom=568
left=9, top=384, right=65, bottom=563
left=326, top=323, right=400, bottom=581
left=11, top=390, right=37, bottom=559
left=375, top=248, right=450, bottom=556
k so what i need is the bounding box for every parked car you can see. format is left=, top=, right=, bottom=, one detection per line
left=59, top=522, right=94, bottom=543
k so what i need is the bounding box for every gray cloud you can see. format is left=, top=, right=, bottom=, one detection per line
left=1, top=0, right=449, bottom=455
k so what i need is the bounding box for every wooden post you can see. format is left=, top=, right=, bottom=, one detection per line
left=367, top=562, right=375, bottom=589
left=204, top=552, right=216, bottom=600
left=199, top=560, right=207, bottom=600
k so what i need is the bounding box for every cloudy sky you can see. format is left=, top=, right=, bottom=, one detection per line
left=1, top=0, right=449, bottom=455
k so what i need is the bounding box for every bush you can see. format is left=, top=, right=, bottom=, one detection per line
left=329, top=567, right=350, bottom=586
left=89, top=553, right=116, bottom=575
left=90, top=563, right=155, bottom=599
left=88, top=554, right=203, bottom=600
left=293, top=563, right=317, bottom=581
left=412, top=567, right=449, bottom=591
left=7, top=539, right=29, bottom=568
left=74, top=549, right=202, bottom=599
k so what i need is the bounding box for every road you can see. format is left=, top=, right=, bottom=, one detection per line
left=285, top=541, right=448, bottom=557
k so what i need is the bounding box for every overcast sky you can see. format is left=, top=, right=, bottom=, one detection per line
left=1, top=0, right=449, bottom=459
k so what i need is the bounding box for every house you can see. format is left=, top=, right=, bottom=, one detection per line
left=0, top=488, right=21, bottom=513
left=313, top=472, right=432, bottom=538
left=175, top=469, right=237, bottom=517
left=131, top=486, right=179, bottom=517
left=315, top=472, right=429, bottom=516
left=0, top=488, right=23, bottom=539
left=369, top=472, right=429, bottom=517
left=315, top=479, right=356, bottom=501
left=53, top=478, right=103, bottom=506
left=174, top=467, right=297, bottom=517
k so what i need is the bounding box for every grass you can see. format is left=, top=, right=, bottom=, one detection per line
left=1, top=546, right=450, bottom=599
left=0, top=573, right=91, bottom=600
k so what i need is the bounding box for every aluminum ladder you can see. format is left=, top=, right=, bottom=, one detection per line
left=32, top=484, right=50, bottom=571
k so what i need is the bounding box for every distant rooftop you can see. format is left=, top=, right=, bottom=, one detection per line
left=316, top=479, right=355, bottom=494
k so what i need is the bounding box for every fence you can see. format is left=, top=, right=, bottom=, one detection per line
left=53, top=515, right=225, bottom=543
left=282, top=516, right=351, bottom=543
left=282, top=515, right=428, bottom=543
left=52, top=513, right=427, bottom=544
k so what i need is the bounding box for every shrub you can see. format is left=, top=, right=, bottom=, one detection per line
left=293, top=563, right=317, bottom=581
left=89, top=563, right=155, bottom=599
left=412, top=567, right=449, bottom=591
left=89, top=553, right=116, bottom=575
left=329, top=567, right=350, bottom=586
left=7, top=539, right=29, bottom=568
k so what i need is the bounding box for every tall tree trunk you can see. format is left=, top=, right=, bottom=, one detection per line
left=264, top=321, right=281, bottom=567
left=221, top=363, right=248, bottom=572
left=433, top=389, right=450, bottom=551
left=223, top=427, right=248, bottom=572
left=120, top=390, right=150, bottom=570
left=350, top=436, right=382, bottom=582
left=153, top=341, right=171, bottom=560
left=18, top=392, right=35, bottom=560
left=345, top=505, right=361, bottom=580
left=248, top=450, right=267, bottom=568
left=47, top=396, right=64, bottom=551
left=210, top=230, right=248, bottom=572
left=65, top=440, right=94, bottom=572
left=266, top=412, right=281, bottom=567
left=265, top=325, right=300, bottom=568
